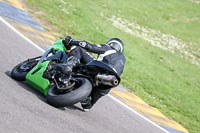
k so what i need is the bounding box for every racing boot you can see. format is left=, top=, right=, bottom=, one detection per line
left=81, top=96, right=92, bottom=112
left=54, top=56, right=80, bottom=75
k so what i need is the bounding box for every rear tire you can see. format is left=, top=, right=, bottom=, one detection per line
left=47, top=78, right=92, bottom=107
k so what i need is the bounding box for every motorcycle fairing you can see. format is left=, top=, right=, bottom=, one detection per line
left=25, top=40, right=66, bottom=96
left=26, top=61, right=50, bottom=95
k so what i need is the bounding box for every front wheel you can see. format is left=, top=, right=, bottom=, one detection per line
left=47, top=77, right=92, bottom=107
left=11, top=58, right=40, bottom=81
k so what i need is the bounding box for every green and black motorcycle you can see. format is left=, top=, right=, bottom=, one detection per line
left=11, top=40, right=120, bottom=107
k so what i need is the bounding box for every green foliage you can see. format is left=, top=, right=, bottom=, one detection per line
left=26, top=0, right=200, bottom=132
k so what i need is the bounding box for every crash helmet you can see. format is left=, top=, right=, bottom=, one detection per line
left=106, top=38, right=124, bottom=52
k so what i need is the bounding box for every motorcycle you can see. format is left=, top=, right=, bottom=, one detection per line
left=11, top=40, right=120, bottom=107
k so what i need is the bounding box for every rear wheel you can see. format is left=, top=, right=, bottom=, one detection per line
left=47, top=77, right=92, bottom=107
left=11, top=58, right=39, bottom=81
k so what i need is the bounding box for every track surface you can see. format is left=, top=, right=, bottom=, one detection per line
left=0, top=20, right=165, bottom=133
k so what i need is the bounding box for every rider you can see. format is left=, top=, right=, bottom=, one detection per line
left=61, top=36, right=126, bottom=111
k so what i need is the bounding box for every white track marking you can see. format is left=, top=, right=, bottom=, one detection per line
left=0, top=17, right=45, bottom=53
left=0, top=16, right=169, bottom=133
left=108, top=94, right=169, bottom=133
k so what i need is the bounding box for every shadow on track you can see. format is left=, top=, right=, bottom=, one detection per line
left=5, top=71, right=84, bottom=112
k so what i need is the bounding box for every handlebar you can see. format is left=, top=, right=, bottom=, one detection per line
left=40, top=48, right=56, bottom=62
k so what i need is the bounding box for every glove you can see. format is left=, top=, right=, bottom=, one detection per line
left=63, top=36, right=74, bottom=48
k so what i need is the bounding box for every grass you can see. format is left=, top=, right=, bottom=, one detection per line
left=26, top=0, right=200, bottom=132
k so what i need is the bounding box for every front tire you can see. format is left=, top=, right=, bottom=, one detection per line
left=11, top=61, right=30, bottom=81
left=47, top=78, right=92, bottom=107
left=11, top=59, right=39, bottom=81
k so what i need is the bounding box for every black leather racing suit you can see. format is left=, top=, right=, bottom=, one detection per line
left=69, top=40, right=126, bottom=107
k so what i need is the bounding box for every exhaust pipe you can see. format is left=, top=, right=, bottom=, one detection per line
left=96, top=74, right=119, bottom=86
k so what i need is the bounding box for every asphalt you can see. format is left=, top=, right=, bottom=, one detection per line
left=0, top=19, right=165, bottom=133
